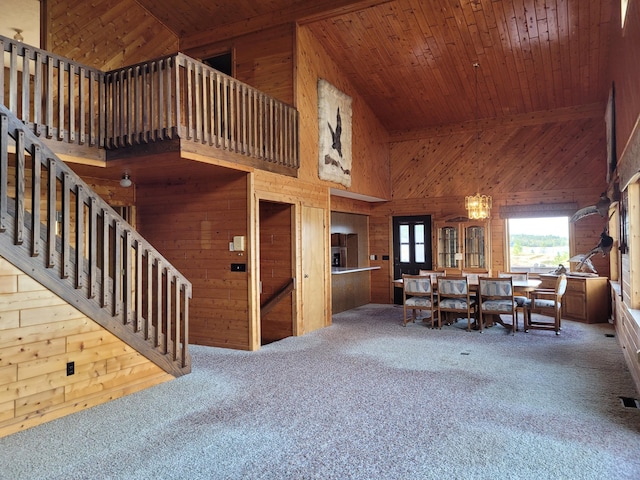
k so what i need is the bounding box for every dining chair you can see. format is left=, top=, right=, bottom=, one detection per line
left=402, top=274, right=439, bottom=328
left=419, top=270, right=442, bottom=283
left=498, top=271, right=529, bottom=327
left=478, top=277, right=517, bottom=334
left=437, top=276, right=476, bottom=331
left=524, top=274, right=567, bottom=335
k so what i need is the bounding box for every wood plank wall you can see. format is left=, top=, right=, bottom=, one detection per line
left=366, top=111, right=610, bottom=304
left=46, top=0, right=179, bottom=70
left=610, top=0, right=640, bottom=164
left=0, top=256, right=173, bottom=438
left=183, top=24, right=296, bottom=106
left=136, top=169, right=251, bottom=350
left=295, top=25, right=391, bottom=200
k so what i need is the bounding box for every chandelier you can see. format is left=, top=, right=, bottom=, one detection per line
left=465, top=62, right=492, bottom=220
left=465, top=193, right=492, bottom=219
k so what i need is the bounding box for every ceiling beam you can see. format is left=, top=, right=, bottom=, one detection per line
left=180, top=0, right=392, bottom=50
left=389, top=103, right=606, bottom=143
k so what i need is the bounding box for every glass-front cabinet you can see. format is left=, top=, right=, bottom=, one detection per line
left=435, top=219, right=490, bottom=270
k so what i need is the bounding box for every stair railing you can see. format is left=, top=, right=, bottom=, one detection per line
left=0, top=104, right=191, bottom=376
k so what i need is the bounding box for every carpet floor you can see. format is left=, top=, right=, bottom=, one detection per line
left=1, top=304, right=640, bottom=479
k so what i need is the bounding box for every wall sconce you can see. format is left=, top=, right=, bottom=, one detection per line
left=120, top=173, right=132, bottom=188
left=13, top=29, right=24, bottom=42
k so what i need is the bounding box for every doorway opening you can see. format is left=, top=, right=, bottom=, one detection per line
left=259, top=200, right=295, bottom=345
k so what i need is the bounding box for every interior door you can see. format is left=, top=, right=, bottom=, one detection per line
left=392, top=215, right=432, bottom=304
left=302, top=205, right=326, bottom=333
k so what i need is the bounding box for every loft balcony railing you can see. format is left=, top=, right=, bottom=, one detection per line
left=1, top=35, right=299, bottom=175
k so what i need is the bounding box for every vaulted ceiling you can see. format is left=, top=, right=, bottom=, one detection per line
left=136, top=0, right=615, bottom=134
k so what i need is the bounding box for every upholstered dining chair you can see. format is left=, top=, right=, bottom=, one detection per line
left=437, top=276, right=476, bottom=331
left=402, top=274, right=439, bottom=328
left=524, top=274, right=567, bottom=335
left=478, top=277, right=517, bottom=334
left=498, top=271, right=529, bottom=327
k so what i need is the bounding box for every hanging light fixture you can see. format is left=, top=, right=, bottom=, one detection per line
left=465, top=62, right=492, bottom=220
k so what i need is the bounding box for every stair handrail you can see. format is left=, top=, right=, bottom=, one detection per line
left=0, top=104, right=191, bottom=376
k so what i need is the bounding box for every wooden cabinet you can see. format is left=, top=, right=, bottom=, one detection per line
left=539, top=274, right=610, bottom=323
left=434, top=219, right=490, bottom=271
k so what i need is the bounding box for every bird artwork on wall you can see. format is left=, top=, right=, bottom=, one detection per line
left=570, top=227, right=614, bottom=273
left=318, top=79, right=352, bottom=187
left=570, top=192, right=611, bottom=223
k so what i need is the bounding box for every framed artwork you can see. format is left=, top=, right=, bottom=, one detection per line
left=605, top=84, right=616, bottom=183
left=318, top=79, right=352, bottom=187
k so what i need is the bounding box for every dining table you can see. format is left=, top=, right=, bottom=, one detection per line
left=393, top=277, right=542, bottom=330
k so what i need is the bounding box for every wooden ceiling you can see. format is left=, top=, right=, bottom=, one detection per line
left=136, top=0, right=616, bottom=134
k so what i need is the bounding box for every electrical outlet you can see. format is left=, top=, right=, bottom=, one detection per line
left=66, top=361, right=75, bottom=376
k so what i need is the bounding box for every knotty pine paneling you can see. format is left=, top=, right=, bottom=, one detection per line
left=611, top=0, right=640, bottom=165
left=0, top=256, right=172, bottom=438
left=46, top=0, right=179, bottom=70
left=296, top=24, right=391, bottom=200
left=136, top=171, right=251, bottom=350
left=183, top=24, right=295, bottom=106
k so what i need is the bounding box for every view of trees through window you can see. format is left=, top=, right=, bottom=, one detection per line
left=508, top=217, right=570, bottom=273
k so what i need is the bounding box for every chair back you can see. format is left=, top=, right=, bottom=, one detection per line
left=556, top=274, right=568, bottom=297
left=437, top=276, right=469, bottom=296
left=418, top=270, right=441, bottom=283
left=479, top=277, right=514, bottom=298
left=403, top=274, right=433, bottom=295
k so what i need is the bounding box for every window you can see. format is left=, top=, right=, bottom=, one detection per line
left=399, top=222, right=426, bottom=263
left=507, top=216, right=570, bottom=274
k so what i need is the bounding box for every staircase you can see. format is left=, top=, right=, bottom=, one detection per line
left=0, top=104, right=191, bottom=377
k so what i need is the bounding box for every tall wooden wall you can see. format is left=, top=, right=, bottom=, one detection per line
left=608, top=0, right=640, bottom=394
left=368, top=111, right=610, bottom=303
left=136, top=167, right=251, bottom=350
left=0, top=256, right=172, bottom=438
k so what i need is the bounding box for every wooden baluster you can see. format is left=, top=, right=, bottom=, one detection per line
left=0, top=114, right=7, bottom=232
left=155, top=258, right=162, bottom=347
left=46, top=57, right=54, bottom=139
left=75, top=184, right=84, bottom=289
left=181, top=284, right=190, bottom=368
left=186, top=60, right=193, bottom=140
left=58, top=60, right=65, bottom=141
left=118, top=69, right=125, bottom=147
left=123, top=229, right=132, bottom=324
left=97, top=71, right=105, bottom=148
left=68, top=63, right=75, bottom=143
left=22, top=48, right=30, bottom=124
left=150, top=61, right=157, bottom=141
left=164, top=268, right=171, bottom=354
left=222, top=76, right=229, bottom=150
left=145, top=250, right=153, bottom=340
left=165, top=58, right=173, bottom=139
left=9, top=44, right=18, bottom=116
left=101, top=210, right=110, bottom=307
left=174, top=277, right=181, bottom=361
left=194, top=63, right=201, bottom=143
left=215, top=72, right=222, bottom=148
left=62, top=173, right=71, bottom=279
left=113, top=219, right=122, bottom=316
left=31, top=145, right=41, bottom=257
left=47, top=158, right=57, bottom=268
left=135, top=240, right=143, bottom=332
left=0, top=40, right=4, bottom=108
left=88, top=197, right=97, bottom=299
left=158, top=60, right=165, bottom=139
left=202, top=68, right=210, bottom=145
left=15, top=133, right=25, bottom=245
left=78, top=67, right=85, bottom=145
left=34, top=52, right=43, bottom=136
